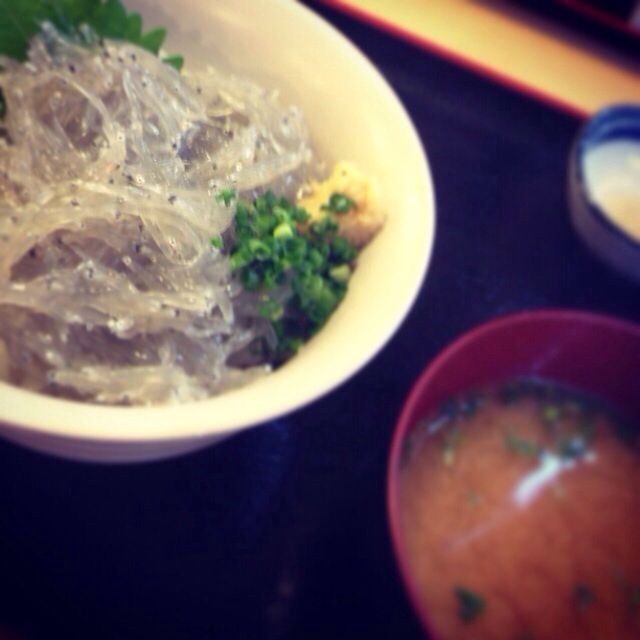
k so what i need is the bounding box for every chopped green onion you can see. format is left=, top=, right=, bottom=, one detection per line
left=262, top=265, right=280, bottom=290
left=291, top=206, right=310, bottom=223
left=331, top=236, right=357, bottom=262
left=310, top=216, right=338, bottom=236
left=247, top=238, right=271, bottom=260
left=329, top=264, right=350, bottom=283
left=229, top=246, right=251, bottom=270
left=240, top=268, right=260, bottom=291
left=282, top=337, right=303, bottom=353
left=210, top=237, right=223, bottom=249
left=257, top=298, right=283, bottom=321
left=307, top=248, right=325, bottom=270
left=228, top=190, right=359, bottom=360
left=215, top=188, right=236, bottom=207
left=273, top=223, right=294, bottom=239
left=272, top=205, right=290, bottom=223
left=321, top=192, right=356, bottom=214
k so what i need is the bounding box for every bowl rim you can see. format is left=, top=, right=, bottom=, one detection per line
left=0, top=0, right=435, bottom=445
left=386, top=307, right=640, bottom=635
left=571, top=102, right=640, bottom=251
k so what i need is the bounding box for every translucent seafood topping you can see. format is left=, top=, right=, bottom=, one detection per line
left=0, top=26, right=313, bottom=404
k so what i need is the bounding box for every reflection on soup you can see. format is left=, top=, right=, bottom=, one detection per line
left=398, top=378, right=640, bottom=640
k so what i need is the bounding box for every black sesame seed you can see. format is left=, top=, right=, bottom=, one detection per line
left=168, top=195, right=177, bottom=204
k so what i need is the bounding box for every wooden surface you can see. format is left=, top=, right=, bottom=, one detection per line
left=315, top=0, right=640, bottom=115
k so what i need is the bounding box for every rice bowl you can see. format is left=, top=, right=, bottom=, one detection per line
left=0, top=0, right=435, bottom=462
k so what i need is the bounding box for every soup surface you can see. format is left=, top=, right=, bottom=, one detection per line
left=398, top=378, right=640, bottom=640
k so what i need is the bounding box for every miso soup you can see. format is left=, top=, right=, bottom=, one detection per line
left=398, top=378, right=640, bottom=640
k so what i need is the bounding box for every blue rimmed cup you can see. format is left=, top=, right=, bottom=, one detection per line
left=568, top=103, right=640, bottom=283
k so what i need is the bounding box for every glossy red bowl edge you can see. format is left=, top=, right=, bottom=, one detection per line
left=386, top=308, right=640, bottom=637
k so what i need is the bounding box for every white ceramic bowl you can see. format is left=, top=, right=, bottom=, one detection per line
left=0, top=0, right=435, bottom=462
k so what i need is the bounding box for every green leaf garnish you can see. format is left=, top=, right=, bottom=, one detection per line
left=137, top=26, right=165, bottom=54
left=455, top=587, right=485, bottom=623
left=90, top=0, right=128, bottom=40
left=162, top=53, right=183, bottom=71
left=0, top=0, right=177, bottom=58
left=210, top=237, right=223, bottom=250
left=0, top=0, right=183, bottom=118
left=124, top=11, right=141, bottom=41
left=0, top=0, right=56, bottom=60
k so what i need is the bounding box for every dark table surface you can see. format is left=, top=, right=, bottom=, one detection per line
left=1, top=3, right=639, bottom=639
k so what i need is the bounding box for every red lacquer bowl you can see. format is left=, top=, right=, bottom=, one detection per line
left=387, top=309, right=640, bottom=637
